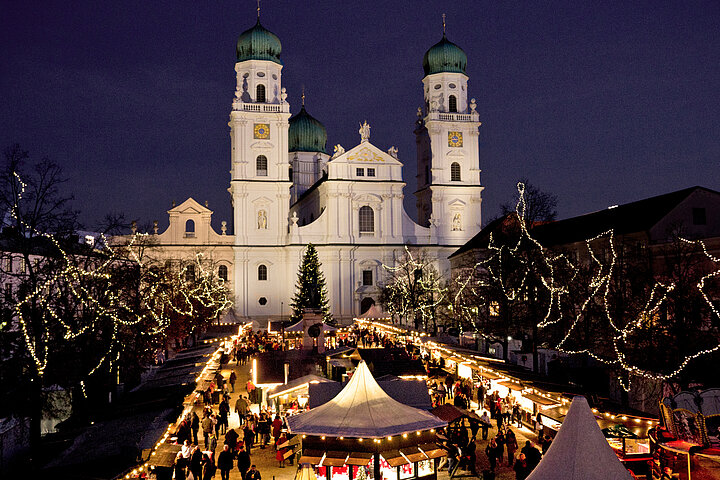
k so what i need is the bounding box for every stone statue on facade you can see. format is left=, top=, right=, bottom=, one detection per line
left=387, top=146, right=398, bottom=158
left=332, top=144, right=345, bottom=158
left=359, top=121, right=371, bottom=143
left=258, top=209, right=267, bottom=229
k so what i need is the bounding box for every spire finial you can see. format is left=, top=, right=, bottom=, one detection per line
left=257, top=0, right=260, bottom=19
left=301, top=85, right=305, bottom=107
left=442, top=13, right=446, bottom=35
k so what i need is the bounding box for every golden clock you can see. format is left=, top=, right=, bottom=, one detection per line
left=448, top=131, right=463, bottom=147
left=254, top=123, right=270, bottom=139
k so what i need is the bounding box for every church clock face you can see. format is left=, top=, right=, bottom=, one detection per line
left=448, top=131, right=463, bottom=147
left=253, top=123, right=270, bottom=139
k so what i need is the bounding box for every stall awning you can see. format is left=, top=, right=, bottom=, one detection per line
left=498, top=380, right=523, bottom=391
left=524, top=393, right=558, bottom=406
left=381, top=450, right=411, bottom=467
left=346, top=452, right=373, bottom=466
left=299, top=449, right=324, bottom=465
left=418, top=443, right=447, bottom=459
left=147, top=444, right=181, bottom=468
left=471, top=367, right=503, bottom=380
left=400, top=446, right=427, bottom=463
left=322, top=451, right=349, bottom=467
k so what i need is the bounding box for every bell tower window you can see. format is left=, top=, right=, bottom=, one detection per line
left=256, top=84, right=266, bottom=103
left=256, top=155, right=268, bottom=176
left=449, top=95, right=457, bottom=112
left=451, top=162, right=461, bottom=181
left=185, top=219, right=195, bottom=237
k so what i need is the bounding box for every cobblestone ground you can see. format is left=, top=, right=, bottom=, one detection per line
left=193, top=354, right=544, bottom=480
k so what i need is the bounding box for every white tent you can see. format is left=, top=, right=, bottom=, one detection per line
left=356, top=304, right=390, bottom=320
left=285, top=320, right=337, bottom=332
left=295, top=465, right=318, bottom=480
left=526, top=396, right=632, bottom=480
left=286, top=360, right=446, bottom=438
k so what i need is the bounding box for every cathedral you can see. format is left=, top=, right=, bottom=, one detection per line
left=150, top=15, right=484, bottom=324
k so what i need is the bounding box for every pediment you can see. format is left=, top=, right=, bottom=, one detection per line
left=446, top=149, right=465, bottom=157
left=252, top=196, right=273, bottom=206
left=448, top=198, right=467, bottom=208
left=251, top=141, right=275, bottom=149
left=330, top=142, right=403, bottom=166
left=168, top=197, right=212, bottom=215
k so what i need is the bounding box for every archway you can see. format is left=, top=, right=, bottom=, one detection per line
left=360, top=297, right=375, bottom=315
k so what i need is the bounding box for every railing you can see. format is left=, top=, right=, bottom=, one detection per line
left=427, top=111, right=479, bottom=122
left=232, top=101, right=289, bottom=113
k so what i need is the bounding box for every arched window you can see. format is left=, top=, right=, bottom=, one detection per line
left=185, top=219, right=195, bottom=237
left=258, top=264, right=267, bottom=281
left=451, top=162, right=461, bottom=181
left=256, top=84, right=266, bottom=103
left=449, top=95, right=457, bottom=112
left=256, top=155, right=268, bottom=176
left=359, top=206, right=374, bottom=233
left=218, top=265, right=228, bottom=281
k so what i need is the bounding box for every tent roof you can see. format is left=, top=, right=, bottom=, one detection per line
left=527, top=396, right=632, bottom=480
left=356, top=304, right=390, bottom=319
left=285, top=320, right=338, bottom=332
left=286, top=361, right=446, bottom=438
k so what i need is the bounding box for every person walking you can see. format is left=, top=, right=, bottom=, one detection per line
left=217, top=444, right=234, bottom=480
left=513, top=453, right=529, bottom=480
left=235, top=395, right=249, bottom=426
left=190, top=445, right=203, bottom=480
left=506, top=428, right=518, bottom=467
left=201, top=453, right=216, bottom=480
left=271, top=415, right=283, bottom=447
left=485, top=439, right=499, bottom=471
left=229, top=371, right=237, bottom=393
left=237, top=445, right=251, bottom=480
left=480, top=411, right=491, bottom=440
left=191, top=412, right=200, bottom=445
left=173, top=452, right=187, bottom=480
left=243, top=424, right=254, bottom=453
left=244, top=464, right=261, bottom=480
left=218, top=398, right=230, bottom=434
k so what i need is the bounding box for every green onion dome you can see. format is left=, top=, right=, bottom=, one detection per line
left=236, top=19, right=282, bottom=64
left=422, top=34, right=467, bottom=76
left=288, top=106, right=327, bottom=153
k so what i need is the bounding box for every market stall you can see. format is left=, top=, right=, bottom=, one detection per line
left=287, top=361, right=447, bottom=480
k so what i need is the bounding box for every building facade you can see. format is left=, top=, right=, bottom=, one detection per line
left=149, top=17, right=484, bottom=324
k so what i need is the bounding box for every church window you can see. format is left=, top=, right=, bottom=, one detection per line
left=256, top=155, right=268, bottom=176
left=367, top=168, right=376, bottom=177
left=449, top=95, right=457, bottom=112
left=185, top=219, right=195, bottom=237
left=259, top=297, right=267, bottom=305
left=218, top=265, right=228, bottom=281
left=258, top=264, right=267, bottom=281
left=362, top=270, right=373, bottom=286
left=185, top=264, right=195, bottom=283
left=359, top=206, right=374, bottom=233
left=4, top=256, right=12, bottom=273
left=256, top=84, right=266, bottom=102
left=356, top=168, right=364, bottom=177
left=451, top=162, right=461, bottom=181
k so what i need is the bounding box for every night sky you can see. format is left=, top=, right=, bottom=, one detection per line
left=2, top=1, right=719, bottom=232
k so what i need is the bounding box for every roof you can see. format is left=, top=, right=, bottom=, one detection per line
left=266, top=374, right=335, bottom=399
left=527, top=396, right=632, bottom=480
left=430, top=404, right=487, bottom=425
left=309, top=379, right=433, bottom=410
left=286, top=361, right=446, bottom=437
left=423, top=34, right=467, bottom=76
left=289, top=106, right=327, bottom=153
left=451, top=186, right=719, bottom=258
left=236, top=18, right=282, bottom=64
left=356, top=304, right=390, bottom=320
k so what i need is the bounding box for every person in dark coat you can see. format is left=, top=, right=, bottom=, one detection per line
left=190, top=445, right=203, bottom=480
left=173, top=452, right=187, bottom=480
left=521, top=441, right=542, bottom=471
left=225, top=428, right=239, bottom=452
left=513, top=453, right=529, bottom=480
left=217, top=444, right=234, bottom=480
left=191, top=412, right=200, bottom=445
left=236, top=445, right=251, bottom=480
left=201, top=453, right=216, bottom=480
left=485, top=439, right=499, bottom=471
left=243, top=424, right=254, bottom=453
left=245, top=464, right=261, bottom=480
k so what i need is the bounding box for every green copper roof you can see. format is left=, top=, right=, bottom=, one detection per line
left=289, top=106, right=327, bottom=153
left=422, top=34, right=467, bottom=76
left=236, top=19, right=282, bottom=64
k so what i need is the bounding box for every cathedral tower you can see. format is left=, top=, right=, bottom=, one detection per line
left=229, top=17, right=292, bottom=245
left=414, top=24, right=484, bottom=245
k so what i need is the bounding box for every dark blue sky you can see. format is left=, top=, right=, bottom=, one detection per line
left=2, top=1, right=719, bottom=232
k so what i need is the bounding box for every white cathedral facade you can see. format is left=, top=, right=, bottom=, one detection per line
left=149, top=17, right=484, bottom=324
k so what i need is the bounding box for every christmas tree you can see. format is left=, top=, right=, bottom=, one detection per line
left=290, top=244, right=333, bottom=324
